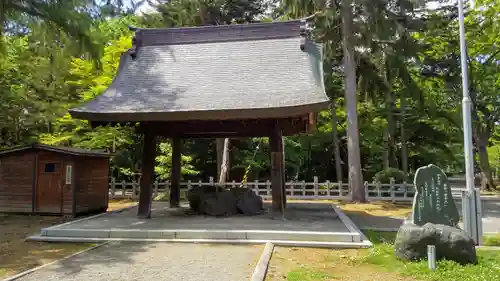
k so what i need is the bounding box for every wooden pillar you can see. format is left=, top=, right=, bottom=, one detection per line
left=282, top=136, right=287, bottom=208
left=170, top=138, right=181, bottom=208
left=137, top=132, right=156, bottom=219
left=269, top=122, right=285, bottom=219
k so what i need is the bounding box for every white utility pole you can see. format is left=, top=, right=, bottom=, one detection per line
left=458, top=0, right=482, bottom=245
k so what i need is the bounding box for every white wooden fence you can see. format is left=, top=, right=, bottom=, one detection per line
left=109, top=176, right=418, bottom=202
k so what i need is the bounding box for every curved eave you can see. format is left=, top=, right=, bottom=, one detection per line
left=68, top=101, right=329, bottom=123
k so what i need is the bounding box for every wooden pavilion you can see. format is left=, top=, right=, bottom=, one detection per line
left=69, top=19, right=330, bottom=219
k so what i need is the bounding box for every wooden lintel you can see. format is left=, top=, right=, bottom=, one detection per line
left=138, top=117, right=309, bottom=138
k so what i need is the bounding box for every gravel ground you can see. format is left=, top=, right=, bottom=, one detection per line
left=15, top=242, right=262, bottom=281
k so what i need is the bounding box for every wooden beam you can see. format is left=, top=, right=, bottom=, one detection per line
left=138, top=117, right=309, bottom=138
left=269, top=122, right=285, bottom=219
left=306, top=112, right=317, bottom=133
left=137, top=132, right=156, bottom=219
left=170, top=138, right=181, bottom=208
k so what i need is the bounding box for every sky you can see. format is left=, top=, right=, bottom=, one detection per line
left=125, top=0, right=468, bottom=16
left=120, top=0, right=156, bottom=15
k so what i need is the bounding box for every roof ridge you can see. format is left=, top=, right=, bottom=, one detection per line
left=0, top=143, right=111, bottom=158
left=128, top=20, right=308, bottom=50
left=128, top=19, right=302, bottom=32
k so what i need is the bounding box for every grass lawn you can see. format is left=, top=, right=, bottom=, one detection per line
left=266, top=231, right=500, bottom=281
left=0, top=199, right=136, bottom=279
left=484, top=234, right=500, bottom=247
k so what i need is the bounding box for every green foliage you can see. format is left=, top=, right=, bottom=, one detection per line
left=361, top=232, right=500, bottom=281
left=0, top=0, right=105, bottom=60
left=487, top=145, right=500, bottom=171
left=0, top=1, right=498, bottom=186
left=484, top=234, right=500, bottom=247
left=276, top=231, right=500, bottom=281
left=155, top=141, right=199, bottom=180
left=373, top=168, right=408, bottom=184
left=286, top=269, right=333, bottom=281
left=153, top=192, right=170, bottom=202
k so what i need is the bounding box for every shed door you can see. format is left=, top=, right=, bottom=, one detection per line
left=36, top=161, right=63, bottom=213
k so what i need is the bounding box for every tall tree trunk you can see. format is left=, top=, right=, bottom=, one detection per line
left=476, top=135, right=496, bottom=190
left=216, top=138, right=223, bottom=176
left=216, top=138, right=230, bottom=182
left=400, top=93, right=408, bottom=176
left=341, top=0, right=365, bottom=202
left=218, top=138, right=230, bottom=184
left=398, top=1, right=408, bottom=176
left=383, top=128, right=390, bottom=170
left=330, top=102, right=343, bottom=181
left=382, top=51, right=397, bottom=169
left=386, top=91, right=398, bottom=168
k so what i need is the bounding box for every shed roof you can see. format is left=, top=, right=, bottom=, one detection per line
left=0, top=144, right=111, bottom=158
left=69, top=20, right=329, bottom=122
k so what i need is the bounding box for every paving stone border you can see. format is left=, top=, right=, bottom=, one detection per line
left=250, top=242, right=275, bottom=281
left=331, top=204, right=373, bottom=247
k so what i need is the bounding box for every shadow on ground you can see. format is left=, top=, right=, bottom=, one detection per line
left=51, top=241, right=153, bottom=276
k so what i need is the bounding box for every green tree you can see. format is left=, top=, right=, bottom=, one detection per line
left=417, top=1, right=499, bottom=189
left=0, top=0, right=106, bottom=58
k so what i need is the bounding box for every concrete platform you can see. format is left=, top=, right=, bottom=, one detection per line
left=28, top=202, right=372, bottom=248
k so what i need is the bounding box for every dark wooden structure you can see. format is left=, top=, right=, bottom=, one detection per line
left=69, top=20, right=329, bottom=219
left=0, top=143, right=110, bottom=216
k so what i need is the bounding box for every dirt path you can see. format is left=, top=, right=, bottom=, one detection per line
left=15, top=242, right=263, bottom=281
left=0, top=200, right=136, bottom=279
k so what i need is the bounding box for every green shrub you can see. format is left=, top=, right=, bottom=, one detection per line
left=373, top=168, right=407, bottom=184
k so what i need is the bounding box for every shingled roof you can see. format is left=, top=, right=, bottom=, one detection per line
left=0, top=143, right=110, bottom=158
left=69, top=20, right=329, bottom=122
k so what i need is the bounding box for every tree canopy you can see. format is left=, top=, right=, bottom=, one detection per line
left=0, top=0, right=498, bottom=189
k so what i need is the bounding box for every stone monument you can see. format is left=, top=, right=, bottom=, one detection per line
left=411, top=164, right=459, bottom=226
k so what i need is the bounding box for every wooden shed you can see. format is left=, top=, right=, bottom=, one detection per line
left=0, top=143, right=111, bottom=216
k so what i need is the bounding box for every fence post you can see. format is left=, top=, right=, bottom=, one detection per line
left=187, top=180, right=192, bottom=190
left=390, top=177, right=396, bottom=202
left=110, top=177, right=116, bottom=199
left=338, top=181, right=344, bottom=197
left=198, top=180, right=202, bottom=187
left=376, top=181, right=382, bottom=199
left=154, top=180, right=158, bottom=198
left=253, top=180, right=259, bottom=195
left=313, top=176, right=319, bottom=197
left=266, top=180, right=271, bottom=197
left=209, top=177, right=214, bottom=186
left=325, top=180, right=331, bottom=197
left=120, top=180, right=126, bottom=197
left=301, top=180, right=306, bottom=196
left=364, top=181, right=369, bottom=200
left=132, top=180, right=138, bottom=200
left=165, top=181, right=171, bottom=195
left=402, top=181, right=408, bottom=200
left=231, top=180, right=236, bottom=188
